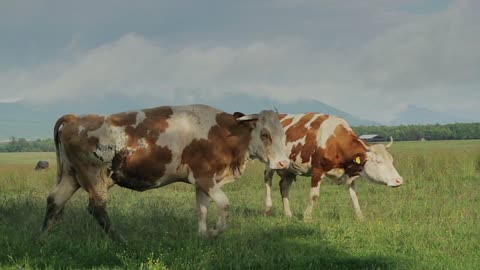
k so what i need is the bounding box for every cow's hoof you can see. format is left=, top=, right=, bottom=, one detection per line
left=199, top=229, right=219, bottom=240
left=264, top=209, right=272, bottom=217
left=35, top=233, right=48, bottom=244
left=110, top=232, right=128, bottom=245
left=303, top=215, right=313, bottom=223
left=208, top=228, right=220, bottom=238
left=356, top=215, right=366, bottom=222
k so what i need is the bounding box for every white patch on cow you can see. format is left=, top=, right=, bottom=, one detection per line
left=187, top=171, right=197, bottom=185
left=286, top=138, right=306, bottom=164
left=318, top=116, right=351, bottom=149
left=282, top=114, right=304, bottom=130
left=137, top=138, right=148, bottom=148
left=133, top=110, right=146, bottom=128
left=304, top=114, right=320, bottom=128
left=291, top=114, right=326, bottom=165
left=78, top=125, right=85, bottom=134
left=281, top=114, right=296, bottom=129
left=155, top=106, right=219, bottom=177
left=87, top=122, right=128, bottom=159
left=215, top=171, right=236, bottom=187
left=326, top=168, right=345, bottom=179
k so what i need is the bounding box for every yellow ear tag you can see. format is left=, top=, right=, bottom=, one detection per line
left=354, top=156, right=361, bottom=164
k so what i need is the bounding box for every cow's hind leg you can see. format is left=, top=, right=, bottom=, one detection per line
left=209, top=186, right=229, bottom=235
left=77, top=169, right=126, bottom=243
left=347, top=178, right=365, bottom=221
left=279, top=170, right=295, bottom=218
left=86, top=194, right=126, bottom=243
left=303, top=167, right=323, bottom=223
left=41, top=172, right=80, bottom=236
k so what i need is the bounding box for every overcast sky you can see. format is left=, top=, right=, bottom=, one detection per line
left=0, top=0, right=478, bottom=122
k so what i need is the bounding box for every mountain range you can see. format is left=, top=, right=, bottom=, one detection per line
left=0, top=94, right=476, bottom=141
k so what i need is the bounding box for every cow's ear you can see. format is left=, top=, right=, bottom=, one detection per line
left=236, top=114, right=259, bottom=121
left=233, top=112, right=245, bottom=119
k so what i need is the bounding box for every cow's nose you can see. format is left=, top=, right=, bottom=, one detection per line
left=395, top=178, right=403, bottom=185
left=278, top=160, right=289, bottom=169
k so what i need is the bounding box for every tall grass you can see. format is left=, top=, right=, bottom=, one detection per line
left=0, top=141, right=479, bottom=269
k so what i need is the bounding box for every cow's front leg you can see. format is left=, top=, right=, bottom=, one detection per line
left=303, top=168, right=323, bottom=223
left=264, top=168, right=274, bottom=216
left=278, top=170, right=295, bottom=218
left=347, top=177, right=364, bottom=221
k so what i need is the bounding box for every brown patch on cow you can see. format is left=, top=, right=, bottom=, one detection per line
left=123, top=106, right=173, bottom=148
left=58, top=114, right=105, bottom=153
left=285, top=113, right=315, bottom=143
left=278, top=114, right=288, bottom=120
left=281, top=117, right=294, bottom=128
left=181, top=112, right=253, bottom=191
left=111, top=146, right=173, bottom=191
left=311, top=167, right=323, bottom=187
left=107, top=111, right=137, bottom=127
left=319, top=124, right=367, bottom=177
left=289, top=143, right=303, bottom=161
left=286, top=114, right=367, bottom=183
left=110, top=106, right=174, bottom=190
left=299, top=115, right=329, bottom=163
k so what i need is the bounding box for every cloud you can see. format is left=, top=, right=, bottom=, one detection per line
left=0, top=34, right=341, bottom=104
left=358, top=0, right=479, bottom=89
left=0, top=0, right=478, bottom=123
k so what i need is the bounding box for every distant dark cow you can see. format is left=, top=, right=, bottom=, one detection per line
left=264, top=113, right=403, bottom=222
left=35, top=160, right=49, bottom=170
left=41, top=104, right=289, bottom=242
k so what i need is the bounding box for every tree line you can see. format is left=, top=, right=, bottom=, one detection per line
left=0, top=137, right=55, bottom=152
left=353, top=122, right=480, bottom=141
left=1, top=122, right=479, bottom=152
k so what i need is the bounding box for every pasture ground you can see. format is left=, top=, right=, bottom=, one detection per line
left=0, top=140, right=479, bottom=269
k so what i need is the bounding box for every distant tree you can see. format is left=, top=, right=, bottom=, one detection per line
left=352, top=123, right=480, bottom=141
left=0, top=137, right=55, bottom=152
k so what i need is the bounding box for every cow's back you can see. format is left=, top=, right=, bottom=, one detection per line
left=280, top=113, right=366, bottom=176
left=56, top=104, right=250, bottom=190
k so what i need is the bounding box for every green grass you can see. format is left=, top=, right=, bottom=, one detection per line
left=1, top=140, right=479, bottom=269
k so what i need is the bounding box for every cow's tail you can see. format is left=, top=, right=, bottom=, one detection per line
left=53, top=116, right=67, bottom=184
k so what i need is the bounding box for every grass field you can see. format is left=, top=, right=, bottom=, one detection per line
left=1, top=140, right=479, bottom=269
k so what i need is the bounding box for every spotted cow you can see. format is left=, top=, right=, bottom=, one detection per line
left=264, top=113, right=403, bottom=222
left=41, top=104, right=290, bottom=242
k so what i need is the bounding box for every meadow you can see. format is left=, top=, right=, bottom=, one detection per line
left=0, top=140, right=479, bottom=269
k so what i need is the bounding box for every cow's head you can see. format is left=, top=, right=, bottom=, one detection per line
left=359, top=137, right=403, bottom=187
left=235, top=110, right=290, bottom=170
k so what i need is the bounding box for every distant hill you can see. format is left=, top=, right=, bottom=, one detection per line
left=202, top=94, right=378, bottom=126
left=389, top=105, right=476, bottom=125
left=0, top=94, right=377, bottom=140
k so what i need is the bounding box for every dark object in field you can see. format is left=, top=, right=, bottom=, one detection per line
left=35, top=160, right=49, bottom=170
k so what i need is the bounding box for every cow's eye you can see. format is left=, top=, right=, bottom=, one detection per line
left=260, top=131, right=271, bottom=142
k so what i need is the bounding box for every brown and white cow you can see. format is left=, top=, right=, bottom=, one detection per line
left=264, top=113, right=403, bottom=222
left=41, top=104, right=290, bottom=242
